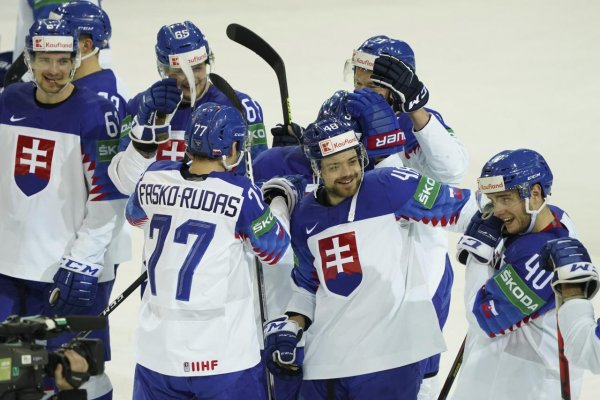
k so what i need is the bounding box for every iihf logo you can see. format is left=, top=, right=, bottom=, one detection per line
left=183, top=362, right=190, bottom=372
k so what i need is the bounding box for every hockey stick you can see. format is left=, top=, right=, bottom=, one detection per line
left=3, top=51, right=27, bottom=87
left=209, top=73, right=245, bottom=118
left=209, top=71, right=276, bottom=400
left=77, top=270, right=148, bottom=339
left=226, top=23, right=292, bottom=126
left=437, top=335, right=466, bottom=400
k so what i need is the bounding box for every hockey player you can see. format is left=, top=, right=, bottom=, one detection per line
left=7, top=1, right=106, bottom=87
left=262, top=115, right=477, bottom=399
left=125, top=102, right=296, bottom=400
left=452, top=149, right=585, bottom=399
left=0, top=18, right=125, bottom=400
left=540, top=237, right=600, bottom=374
left=253, top=87, right=405, bottom=400
left=109, top=20, right=268, bottom=196
left=49, top=1, right=130, bottom=121
left=346, top=35, right=469, bottom=397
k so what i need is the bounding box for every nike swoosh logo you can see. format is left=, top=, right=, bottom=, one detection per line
left=306, top=222, right=318, bottom=235
left=10, top=115, right=26, bottom=122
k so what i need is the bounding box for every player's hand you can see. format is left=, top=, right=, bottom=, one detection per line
left=457, top=211, right=504, bottom=265
left=138, top=78, right=182, bottom=124
left=371, top=54, right=429, bottom=113
left=130, top=78, right=182, bottom=145
left=345, top=88, right=403, bottom=157
left=271, top=123, right=303, bottom=147
left=48, top=257, right=103, bottom=315
left=263, top=315, right=303, bottom=377
left=540, top=238, right=599, bottom=300
left=260, top=175, right=306, bottom=214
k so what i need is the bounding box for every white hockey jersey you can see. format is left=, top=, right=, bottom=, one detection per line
left=559, top=299, right=600, bottom=374
left=126, top=161, right=290, bottom=377
left=287, top=167, right=476, bottom=379
left=452, top=210, right=584, bottom=399
left=0, top=83, right=128, bottom=282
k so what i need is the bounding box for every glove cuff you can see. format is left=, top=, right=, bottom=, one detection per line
left=60, top=257, right=103, bottom=278
left=264, top=315, right=303, bottom=340
left=456, top=236, right=494, bottom=265
left=130, top=115, right=171, bottom=144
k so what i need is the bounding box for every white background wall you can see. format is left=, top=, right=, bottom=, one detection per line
left=2, top=0, right=600, bottom=398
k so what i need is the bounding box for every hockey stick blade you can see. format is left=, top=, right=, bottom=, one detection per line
left=226, top=23, right=292, bottom=126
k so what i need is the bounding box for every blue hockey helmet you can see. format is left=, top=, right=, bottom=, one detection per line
left=353, top=35, right=415, bottom=71
left=25, top=18, right=81, bottom=72
left=155, top=21, right=211, bottom=67
left=49, top=1, right=111, bottom=49
left=302, top=115, right=369, bottom=177
left=185, top=103, right=248, bottom=170
left=317, top=90, right=359, bottom=131
left=155, top=21, right=212, bottom=107
left=478, top=149, right=553, bottom=199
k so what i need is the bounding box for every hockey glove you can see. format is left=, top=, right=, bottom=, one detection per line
left=263, top=315, right=303, bottom=377
left=260, top=175, right=306, bottom=214
left=540, top=238, right=599, bottom=300
left=371, top=54, right=429, bottom=113
left=48, top=257, right=103, bottom=315
left=457, top=211, right=504, bottom=265
left=130, top=78, right=182, bottom=145
left=345, top=88, right=403, bottom=158
left=271, top=123, right=303, bottom=147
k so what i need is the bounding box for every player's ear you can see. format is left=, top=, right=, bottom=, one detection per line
left=79, top=36, right=94, bottom=55
left=531, top=183, right=543, bottom=198
left=229, top=141, right=239, bottom=157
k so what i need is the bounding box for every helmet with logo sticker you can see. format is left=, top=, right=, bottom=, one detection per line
left=155, top=21, right=211, bottom=67
left=353, top=35, right=415, bottom=71
left=185, top=103, right=247, bottom=170
left=25, top=18, right=82, bottom=77
left=49, top=1, right=111, bottom=50
left=302, top=116, right=369, bottom=177
left=478, top=148, right=553, bottom=199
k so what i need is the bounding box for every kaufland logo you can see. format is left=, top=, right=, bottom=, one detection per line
left=169, top=47, right=208, bottom=67
left=352, top=50, right=376, bottom=71
left=32, top=36, right=74, bottom=51
left=169, top=55, right=180, bottom=67
left=477, top=176, right=506, bottom=193
left=319, top=131, right=358, bottom=157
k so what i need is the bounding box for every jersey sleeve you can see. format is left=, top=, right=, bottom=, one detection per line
left=559, top=299, right=600, bottom=374
left=108, top=94, right=156, bottom=195
left=471, top=234, right=558, bottom=337
left=125, top=174, right=149, bottom=228
left=401, top=109, right=469, bottom=185
left=67, top=97, right=128, bottom=266
left=236, top=91, right=268, bottom=158
left=285, top=233, right=319, bottom=322
left=235, top=181, right=290, bottom=265
left=381, top=167, right=474, bottom=231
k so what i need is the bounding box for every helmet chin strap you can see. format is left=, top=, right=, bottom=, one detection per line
left=221, top=150, right=245, bottom=171
left=524, top=197, right=548, bottom=234
left=80, top=47, right=99, bottom=61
